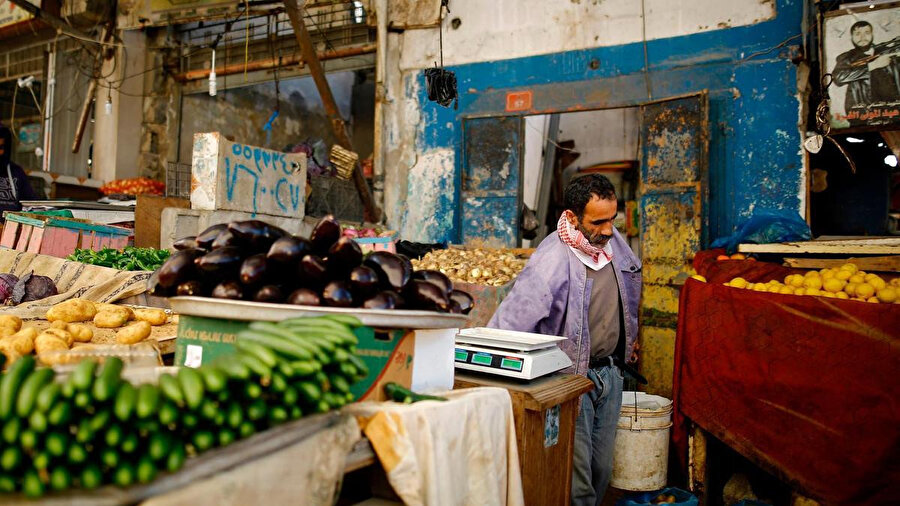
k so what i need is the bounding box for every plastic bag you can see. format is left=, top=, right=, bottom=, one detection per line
left=616, top=487, right=698, bottom=506
left=711, top=209, right=811, bottom=254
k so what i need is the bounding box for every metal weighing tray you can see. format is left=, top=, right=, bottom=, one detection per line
left=456, top=327, right=566, bottom=352
left=169, top=296, right=469, bottom=329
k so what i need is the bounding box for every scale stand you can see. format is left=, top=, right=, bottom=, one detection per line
left=454, top=327, right=572, bottom=381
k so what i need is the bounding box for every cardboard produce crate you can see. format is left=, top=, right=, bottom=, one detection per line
left=0, top=212, right=131, bottom=258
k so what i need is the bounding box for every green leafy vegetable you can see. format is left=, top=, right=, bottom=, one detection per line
left=67, top=247, right=171, bottom=272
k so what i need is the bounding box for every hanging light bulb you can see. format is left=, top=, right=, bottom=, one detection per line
left=209, top=48, right=218, bottom=97
left=104, top=97, right=112, bottom=116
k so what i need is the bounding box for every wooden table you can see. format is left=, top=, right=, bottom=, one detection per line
left=455, top=372, right=593, bottom=506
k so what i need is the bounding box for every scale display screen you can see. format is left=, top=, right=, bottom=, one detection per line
left=500, top=357, right=523, bottom=371
left=454, top=349, right=469, bottom=362
left=472, top=353, right=493, bottom=366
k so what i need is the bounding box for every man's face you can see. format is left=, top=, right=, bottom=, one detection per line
left=852, top=25, right=873, bottom=49
left=567, top=195, right=617, bottom=248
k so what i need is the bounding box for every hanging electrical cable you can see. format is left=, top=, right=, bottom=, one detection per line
left=424, top=0, right=458, bottom=109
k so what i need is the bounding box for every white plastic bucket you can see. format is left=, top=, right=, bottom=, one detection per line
left=610, top=392, right=673, bottom=491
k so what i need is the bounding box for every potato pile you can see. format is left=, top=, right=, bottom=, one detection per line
left=0, top=299, right=169, bottom=365
left=411, top=248, right=527, bottom=287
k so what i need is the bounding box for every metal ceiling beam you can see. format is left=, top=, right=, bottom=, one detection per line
left=283, top=0, right=381, bottom=222
left=6, top=0, right=94, bottom=41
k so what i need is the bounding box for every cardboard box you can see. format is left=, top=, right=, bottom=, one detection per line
left=174, top=315, right=456, bottom=401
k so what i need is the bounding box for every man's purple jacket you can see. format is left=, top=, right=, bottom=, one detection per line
left=488, top=229, right=642, bottom=376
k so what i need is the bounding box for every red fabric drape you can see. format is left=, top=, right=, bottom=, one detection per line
left=673, top=250, right=900, bottom=504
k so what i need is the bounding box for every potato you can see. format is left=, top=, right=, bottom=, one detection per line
left=66, top=323, right=93, bottom=343
left=96, top=303, right=135, bottom=321
left=35, top=333, right=69, bottom=354
left=0, top=315, right=22, bottom=331
left=42, top=328, right=74, bottom=347
left=116, top=321, right=151, bottom=344
left=0, top=327, right=16, bottom=339
left=50, top=320, right=68, bottom=330
left=12, top=327, right=38, bottom=342
left=47, top=298, right=97, bottom=323
left=133, top=308, right=167, bottom=326
left=0, top=334, right=34, bottom=355
left=94, top=311, right=129, bottom=329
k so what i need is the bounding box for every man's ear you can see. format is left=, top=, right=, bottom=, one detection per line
left=565, top=210, right=578, bottom=227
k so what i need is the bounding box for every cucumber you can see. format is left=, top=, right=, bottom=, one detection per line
left=237, top=330, right=313, bottom=361
left=226, top=402, right=243, bottom=428
left=74, top=390, right=91, bottom=409
left=247, top=399, right=266, bottom=421
left=68, top=443, right=87, bottom=464
left=315, top=400, right=330, bottom=413
left=268, top=406, right=288, bottom=424
left=0, top=355, right=35, bottom=419
left=290, top=406, right=303, bottom=420
left=338, top=361, right=359, bottom=379
left=330, top=374, right=351, bottom=394
left=200, top=398, right=218, bottom=421
left=177, top=367, right=205, bottom=410
left=47, top=401, right=72, bottom=426
left=288, top=360, right=321, bottom=377
left=20, top=429, right=37, bottom=450
left=278, top=323, right=356, bottom=346
left=159, top=374, right=184, bottom=407
left=70, top=359, right=98, bottom=391
left=114, top=382, right=137, bottom=421
left=182, top=412, right=199, bottom=429
left=245, top=382, right=262, bottom=399
left=148, top=432, right=171, bottom=461
left=192, top=430, right=215, bottom=452
left=121, top=433, right=138, bottom=454
left=49, top=467, right=71, bottom=491
left=80, top=464, right=103, bottom=490
left=35, top=382, right=61, bottom=413
left=282, top=386, right=299, bottom=406
left=271, top=372, right=288, bottom=393
left=333, top=347, right=351, bottom=363
left=0, top=476, right=14, bottom=493
left=46, top=431, right=68, bottom=457
left=32, top=451, right=50, bottom=470
left=318, top=314, right=363, bottom=327
left=218, top=428, right=236, bottom=447
left=89, top=410, right=111, bottom=432
left=105, top=424, right=123, bottom=447
left=60, top=380, right=75, bottom=399
left=114, top=462, right=135, bottom=488
left=0, top=446, right=21, bottom=471
left=93, top=357, right=124, bottom=402
left=166, top=445, right=186, bottom=473
left=136, top=384, right=159, bottom=419
left=213, top=356, right=251, bottom=381
left=235, top=339, right=279, bottom=367
left=238, top=421, right=255, bottom=438
left=75, top=418, right=93, bottom=443
left=158, top=401, right=178, bottom=426
left=199, top=366, right=227, bottom=393
left=346, top=354, right=369, bottom=377
left=1, top=417, right=19, bottom=444
left=236, top=353, right=272, bottom=381
left=28, top=410, right=47, bottom=433
left=383, top=382, right=447, bottom=403
left=297, top=381, right=322, bottom=403
left=136, top=456, right=157, bottom=483
left=23, top=469, right=44, bottom=498
left=101, top=447, right=119, bottom=468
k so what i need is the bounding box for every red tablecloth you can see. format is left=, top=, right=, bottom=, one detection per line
left=673, top=250, right=900, bottom=504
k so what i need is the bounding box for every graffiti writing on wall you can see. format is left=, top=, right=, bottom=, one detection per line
left=223, top=142, right=305, bottom=217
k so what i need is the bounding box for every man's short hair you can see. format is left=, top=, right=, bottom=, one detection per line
left=564, top=174, right=617, bottom=218
left=850, top=20, right=872, bottom=34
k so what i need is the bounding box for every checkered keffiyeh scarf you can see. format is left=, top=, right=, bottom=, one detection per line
left=557, top=212, right=613, bottom=265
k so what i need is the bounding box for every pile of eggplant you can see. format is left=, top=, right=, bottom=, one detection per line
left=149, top=216, right=473, bottom=314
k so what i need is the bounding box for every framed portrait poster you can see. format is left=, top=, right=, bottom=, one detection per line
left=824, top=2, right=900, bottom=129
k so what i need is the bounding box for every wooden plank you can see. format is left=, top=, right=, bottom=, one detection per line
left=784, top=256, right=900, bottom=273
left=0, top=220, right=20, bottom=248
left=343, top=439, right=375, bottom=473
left=739, top=237, right=900, bottom=255
left=689, top=422, right=709, bottom=503
left=455, top=372, right=592, bottom=412
left=135, top=195, right=190, bottom=249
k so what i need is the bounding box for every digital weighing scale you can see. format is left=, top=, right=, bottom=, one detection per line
left=454, top=327, right=572, bottom=380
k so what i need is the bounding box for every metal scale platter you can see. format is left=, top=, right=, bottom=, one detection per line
left=454, top=327, right=572, bottom=380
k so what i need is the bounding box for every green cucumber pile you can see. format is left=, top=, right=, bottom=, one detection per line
left=0, top=315, right=367, bottom=498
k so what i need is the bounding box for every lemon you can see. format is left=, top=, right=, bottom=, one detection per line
left=767, top=284, right=781, bottom=294
left=849, top=274, right=865, bottom=284
left=890, top=278, right=900, bottom=287
left=840, top=263, right=858, bottom=273
left=857, top=271, right=867, bottom=278
left=804, top=270, right=819, bottom=278
left=867, top=297, right=880, bottom=304
left=823, top=278, right=845, bottom=293
left=865, top=273, right=879, bottom=282
left=777, top=286, right=793, bottom=295
left=869, top=277, right=886, bottom=290
left=806, top=288, right=822, bottom=296
left=876, top=287, right=898, bottom=303
left=856, top=283, right=876, bottom=299
left=845, top=283, right=858, bottom=296
left=783, top=275, right=794, bottom=285
left=822, top=269, right=836, bottom=280
left=803, top=277, right=823, bottom=290
left=690, top=275, right=707, bottom=282
left=789, top=276, right=804, bottom=288
left=753, top=284, right=768, bottom=292
left=794, top=288, right=806, bottom=296
left=821, top=292, right=836, bottom=298
left=835, top=269, right=852, bottom=281
left=836, top=292, right=849, bottom=300
left=729, top=277, right=748, bottom=289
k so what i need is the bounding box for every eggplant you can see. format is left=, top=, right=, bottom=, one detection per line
left=195, top=224, right=228, bottom=250
left=326, top=237, right=363, bottom=275
left=412, top=270, right=452, bottom=296
left=253, top=285, right=284, bottom=303
left=449, top=289, right=474, bottom=315
left=267, top=236, right=314, bottom=265
left=211, top=230, right=240, bottom=249
left=195, top=247, right=244, bottom=278
left=348, top=266, right=379, bottom=300
left=146, top=269, right=172, bottom=297
left=405, top=279, right=450, bottom=312
left=362, top=290, right=403, bottom=310
left=239, top=254, right=269, bottom=286
left=212, top=280, right=244, bottom=300
left=176, top=280, right=206, bottom=297
left=298, top=255, right=328, bottom=289
left=287, top=288, right=321, bottom=306
left=322, top=281, right=354, bottom=307
left=157, top=248, right=204, bottom=288
left=228, top=220, right=287, bottom=251
left=398, top=254, right=414, bottom=277
left=448, top=300, right=463, bottom=314
left=310, top=215, right=341, bottom=254
left=364, top=251, right=412, bottom=292
left=173, top=236, right=198, bottom=251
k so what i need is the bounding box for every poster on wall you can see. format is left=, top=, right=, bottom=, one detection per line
left=0, top=0, right=39, bottom=29
left=824, top=2, right=900, bottom=129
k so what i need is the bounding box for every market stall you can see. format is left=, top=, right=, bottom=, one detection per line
left=673, top=249, right=900, bottom=504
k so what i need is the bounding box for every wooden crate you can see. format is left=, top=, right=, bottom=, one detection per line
left=0, top=212, right=131, bottom=258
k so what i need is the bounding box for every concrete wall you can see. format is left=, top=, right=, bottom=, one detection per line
left=380, top=0, right=806, bottom=245
left=557, top=108, right=640, bottom=171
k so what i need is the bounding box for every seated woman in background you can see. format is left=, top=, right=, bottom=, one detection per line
left=0, top=124, right=37, bottom=216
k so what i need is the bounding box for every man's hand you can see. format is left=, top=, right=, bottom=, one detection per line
left=630, top=339, right=640, bottom=364
left=869, top=54, right=893, bottom=70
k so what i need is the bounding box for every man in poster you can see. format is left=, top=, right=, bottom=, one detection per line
left=833, top=20, right=900, bottom=113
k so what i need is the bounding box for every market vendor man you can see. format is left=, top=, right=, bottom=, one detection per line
left=0, top=123, right=37, bottom=216
left=488, top=174, right=641, bottom=505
